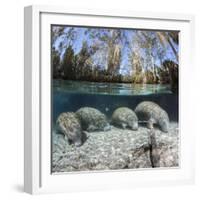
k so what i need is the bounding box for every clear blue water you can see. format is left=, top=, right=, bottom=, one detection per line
left=53, top=80, right=172, bottom=96
left=52, top=80, right=178, bottom=123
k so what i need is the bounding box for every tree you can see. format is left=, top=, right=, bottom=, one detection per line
left=62, top=45, right=75, bottom=79
left=52, top=47, right=61, bottom=78
left=105, top=30, right=122, bottom=75
left=156, top=32, right=179, bottom=62
left=163, top=60, right=178, bottom=93
left=52, top=25, right=179, bottom=85
left=78, top=41, right=90, bottom=66
left=129, top=51, right=145, bottom=83
left=107, top=44, right=121, bottom=75
left=77, top=41, right=97, bottom=78
left=128, top=30, right=174, bottom=84
left=88, top=29, right=122, bottom=75
left=52, top=26, right=65, bottom=44
left=140, top=31, right=158, bottom=83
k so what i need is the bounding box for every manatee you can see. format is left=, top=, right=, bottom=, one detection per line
left=111, top=107, right=138, bottom=130
left=75, top=107, right=111, bottom=132
left=135, top=101, right=169, bottom=132
left=56, top=112, right=83, bottom=146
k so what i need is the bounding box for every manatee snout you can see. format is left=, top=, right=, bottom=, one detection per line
left=160, top=121, right=169, bottom=133
left=131, top=122, right=138, bottom=131
left=103, top=123, right=111, bottom=131
left=74, top=138, right=82, bottom=147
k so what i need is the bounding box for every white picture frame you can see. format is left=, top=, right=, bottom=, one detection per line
left=24, top=5, right=195, bottom=194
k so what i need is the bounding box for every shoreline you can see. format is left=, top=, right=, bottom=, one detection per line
left=53, top=78, right=172, bottom=85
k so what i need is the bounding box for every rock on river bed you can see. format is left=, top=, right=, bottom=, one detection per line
left=52, top=122, right=179, bottom=173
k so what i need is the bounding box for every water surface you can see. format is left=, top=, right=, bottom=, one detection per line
left=53, top=80, right=172, bottom=96
left=52, top=80, right=178, bottom=123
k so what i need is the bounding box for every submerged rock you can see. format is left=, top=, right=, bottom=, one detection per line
left=151, top=125, right=179, bottom=167
left=52, top=122, right=179, bottom=173
left=111, top=107, right=138, bottom=130
left=135, top=101, right=170, bottom=132
left=76, top=107, right=110, bottom=132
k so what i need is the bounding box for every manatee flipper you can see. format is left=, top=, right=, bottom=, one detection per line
left=64, top=134, right=68, bottom=141
left=56, top=123, right=65, bottom=135
left=122, top=123, right=127, bottom=129
left=81, top=130, right=89, bottom=143
left=103, top=124, right=111, bottom=131
left=147, top=118, right=155, bottom=129
left=82, top=130, right=89, bottom=135
left=87, top=124, right=96, bottom=132
left=74, top=139, right=82, bottom=147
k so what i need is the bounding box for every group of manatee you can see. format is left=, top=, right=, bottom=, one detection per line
left=56, top=101, right=170, bottom=147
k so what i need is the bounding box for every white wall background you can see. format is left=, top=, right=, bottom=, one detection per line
left=0, top=0, right=199, bottom=199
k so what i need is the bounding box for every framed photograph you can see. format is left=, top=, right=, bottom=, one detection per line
left=24, top=5, right=195, bottom=194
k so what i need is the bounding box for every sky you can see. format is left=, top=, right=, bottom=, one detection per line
left=52, top=26, right=179, bottom=75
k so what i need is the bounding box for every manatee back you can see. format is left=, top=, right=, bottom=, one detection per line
left=76, top=107, right=108, bottom=131
left=135, top=101, right=170, bottom=132
left=112, top=107, right=138, bottom=129
left=56, top=112, right=82, bottom=145
left=135, top=101, right=159, bottom=121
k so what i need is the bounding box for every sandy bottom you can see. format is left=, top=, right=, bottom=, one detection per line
left=52, top=122, right=179, bottom=173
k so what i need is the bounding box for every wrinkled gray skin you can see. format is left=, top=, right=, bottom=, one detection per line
left=76, top=107, right=111, bottom=132
left=111, top=107, right=138, bottom=130
left=56, top=112, right=83, bottom=146
left=135, top=101, right=169, bottom=132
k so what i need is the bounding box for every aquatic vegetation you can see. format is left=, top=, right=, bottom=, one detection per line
left=135, top=101, right=170, bottom=133
left=111, top=107, right=138, bottom=130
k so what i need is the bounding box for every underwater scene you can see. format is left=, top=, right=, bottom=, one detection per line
left=51, top=25, right=179, bottom=173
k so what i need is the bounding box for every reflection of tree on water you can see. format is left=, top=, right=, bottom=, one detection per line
left=52, top=26, right=179, bottom=93
left=54, top=80, right=172, bottom=96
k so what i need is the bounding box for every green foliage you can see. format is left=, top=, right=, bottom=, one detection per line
left=52, top=47, right=61, bottom=78
left=77, top=41, right=90, bottom=66
left=132, top=73, right=145, bottom=84
left=163, top=60, right=178, bottom=93
left=52, top=27, right=179, bottom=90
left=62, top=45, right=75, bottom=79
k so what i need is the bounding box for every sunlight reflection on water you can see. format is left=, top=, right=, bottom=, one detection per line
left=53, top=80, right=172, bottom=96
